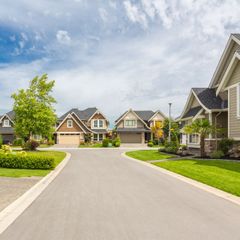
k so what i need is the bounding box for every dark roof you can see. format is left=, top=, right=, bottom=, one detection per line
left=192, top=88, right=227, bottom=109
left=116, top=128, right=151, bottom=133
left=0, top=127, right=14, bottom=134
left=59, top=107, right=98, bottom=121
left=232, top=33, right=240, bottom=41
left=6, top=110, right=15, bottom=120
left=182, top=106, right=202, bottom=119
left=91, top=129, right=108, bottom=134
left=115, top=110, right=155, bottom=122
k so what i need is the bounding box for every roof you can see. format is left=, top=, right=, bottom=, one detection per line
left=115, top=128, right=151, bottom=133
left=192, top=88, right=227, bottom=109
left=232, top=33, right=240, bottom=41
left=182, top=106, right=202, bottom=119
left=59, top=107, right=98, bottom=121
left=6, top=110, right=15, bottom=120
left=0, top=126, right=14, bottom=134
left=134, top=111, right=155, bottom=121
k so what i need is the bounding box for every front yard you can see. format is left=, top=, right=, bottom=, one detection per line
left=0, top=151, right=66, bottom=178
left=126, top=150, right=173, bottom=161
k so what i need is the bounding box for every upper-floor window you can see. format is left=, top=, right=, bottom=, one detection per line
left=3, top=119, right=10, bottom=127
left=67, top=119, right=73, bottom=128
left=124, top=120, right=137, bottom=127
left=93, top=119, right=104, bottom=128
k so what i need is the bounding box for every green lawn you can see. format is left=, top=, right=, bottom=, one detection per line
left=154, top=159, right=240, bottom=196
left=79, top=143, right=103, bottom=148
left=0, top=151, right=66, bottom=178
left=126, top=150, right=173, bottom=161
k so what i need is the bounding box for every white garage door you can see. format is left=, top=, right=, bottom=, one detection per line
left=58, top=134, right=80, bottom=145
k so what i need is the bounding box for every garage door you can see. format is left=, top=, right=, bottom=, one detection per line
left=119, top=133, right=142, bottom=143
left=58, top=134, right=80, bottom=145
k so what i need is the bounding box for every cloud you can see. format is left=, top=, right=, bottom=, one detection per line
left=56, top=30, right=71, bottom=44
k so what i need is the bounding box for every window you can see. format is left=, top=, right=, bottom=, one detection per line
left=93, top=134, right=103, bottom=141
left=125, top=120, right=136, bottom=127
left=99, top=134, right=103, bottom=141
left=93, top=134, right=98, bottom=141
left=94, top=120, right=98, bottom=128
left=189, top=134, right=199, bottom=144
left=3, top=119, right=10, bottom=127
left=93, top=119, right=104, bottom=128
left=67, top=119, right=73, bottom=128
left=99, top=120, right=103, bottom=128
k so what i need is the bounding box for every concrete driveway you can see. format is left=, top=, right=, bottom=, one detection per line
left=1, top=149, right=240, bottom=240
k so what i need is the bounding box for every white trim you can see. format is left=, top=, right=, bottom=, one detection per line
left=237, top=84, right=240, bottom=118
left=0, top=114, right=14, bottom=124
left=216, top=52, right=240, bottom=95
left=232, top=137, right=240, bottom=140
left=209, top=34, right=240, bottom=88
left=88, top=110, right=109, bottom=123
left=192, top=109, right=204, bottom=121
left=224, top=82, right=239, bottom=90
left=57, top=132, right=82, bottom=134
left=228, top=88, right=230, bottom=138
left=191, top=90, right=210, bottom=113
left=148, top=110, right=166, bottom=122
left=92, top=119, right=105, bottom=129
left=67, top=119, right=73, bottom=128
left=2, top=119, right=10, bottom=127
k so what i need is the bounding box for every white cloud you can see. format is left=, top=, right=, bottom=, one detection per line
left=99, top=8, right=108, bottom=22
left=56, top=30, right=71, bottom=44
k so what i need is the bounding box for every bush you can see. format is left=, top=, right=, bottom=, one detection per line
left=153, top=139, right=159, bottom=145
left=112, top=137, right=121, bottom=147
left=147, top=141, right=154, bottom=147
left=47, top=139, right=55, bottom=146
left=210, top=150, right=224, bottom=159
left=0, top=153, right=55, bottom=169
left=164, top=141, right=178, bottom=154
left=1, top=145, right=12, bottom=154
left=23, top=140, right=40, bottom=151
left=102, top=138, right=109, bottom=147
left=0, top=135, right=3, bottom=148
left=114, top=141, right=121, bottom=147
left=13, top=138, right=25, bottom=146
left=219, top=138, right=234, bottom=155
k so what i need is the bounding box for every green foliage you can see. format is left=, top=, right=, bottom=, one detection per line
left=219, top=138, right=235, bottom=155
left=1, top=145, right=12, bottom=154
left=164, top=141, right=178, bottom=153
left=114, top=141, right=121, bottom=147
left=147, top=141, right=154, bottom=147
left=112, top=137, right=121, bottom=147
left=162, top=119, right=180, bottom=142
left=210, top=150, right=224, bottom=159
left=102, top=138, right=109, bottom=147
left=84, top=133, right=92, bottom=143
left=0, top=135, right=3, bottom=148
left=13, top=138, right=25, bottom=146
left=23, top=140, right=40, bottom=151
left=11, top=74, right=56, bottom=141
left=0, top=153, right=55, bottom=169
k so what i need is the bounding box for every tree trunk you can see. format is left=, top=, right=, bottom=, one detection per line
left=200, top=135, right=205, bottom=158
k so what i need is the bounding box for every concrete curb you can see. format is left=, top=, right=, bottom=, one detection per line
left=0, top=152, right=71, bottom=234
left=122, top=152, right=240, bottom=206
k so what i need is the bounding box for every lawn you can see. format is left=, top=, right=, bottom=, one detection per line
left=0, top=151, right=66, bottom=178
left=154, top=159, right=240, bottom=196
left=79, top=143, right=103, bottom=148
left=126, top=150, right=173, bottom=161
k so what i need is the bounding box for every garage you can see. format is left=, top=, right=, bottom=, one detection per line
left=58, top=134, right=81, bottom=145
left=119, top=132, right=143, bottom=143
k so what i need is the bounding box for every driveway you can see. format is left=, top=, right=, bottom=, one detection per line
left=1, top=149, right=240, bottom=240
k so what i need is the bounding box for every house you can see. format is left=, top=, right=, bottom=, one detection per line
left=0, top=110, right=15, bottom=144
left=55, top=107, right=109, bottom=145
left=177, top=33, right=240, bottom=154
left=115, top=109, right=166, bottom=144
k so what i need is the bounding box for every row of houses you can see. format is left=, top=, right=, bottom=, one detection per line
left=177, top=33, right=240, bottom=154
left=0, top=108, right=166, bottom=145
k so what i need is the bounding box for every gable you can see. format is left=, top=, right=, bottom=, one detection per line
left=227, top=61, right=240, bottom=87
left=0, top=115, right=13, bottom=127
left=150, top=112, right=165, bottom=122
left=56, top=116, right=85, bottom=133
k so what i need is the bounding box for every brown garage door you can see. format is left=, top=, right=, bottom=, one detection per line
left=58, top=134, right=80, bottom=145
left=119, top=133, right=142, bottom=143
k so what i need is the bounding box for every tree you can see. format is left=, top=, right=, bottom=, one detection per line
left=12, top=74, right=56, bottom=142
left=151, top=121, right=163, bottom=143
left=184, top=119, right=214, bottom=157
left=162, top=119, right=180, bottom=143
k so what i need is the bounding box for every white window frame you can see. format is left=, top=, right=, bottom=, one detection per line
left=93, top=119, right=104, bottom=129
left=124, top=119, right=137, bottom=128
left=93, top=133, right=103, bottom=141
left=67, top=119, right=73, bottom=128
left=3, top=119, right=10, bottom=127
left=237, top=84, right=240, bottom=118
left=188, top=134, right=200, bottom=144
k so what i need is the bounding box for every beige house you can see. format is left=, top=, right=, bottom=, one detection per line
left=55, top=107, right=109, bottom=145
left=177, top=33, right=240, bottom=153
left=115, top=109, right=166, bottom=144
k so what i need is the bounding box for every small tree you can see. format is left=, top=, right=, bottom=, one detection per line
left=12, top=74, right=56, bottom=145
left=151, top=121, right=163, bottom=144
left=184, top=119, right=214, bottom=157
left=162, top=119, right=180, bottom=143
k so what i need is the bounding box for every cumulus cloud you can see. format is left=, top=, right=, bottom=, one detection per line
left=56, top=30, right=71, bottom=44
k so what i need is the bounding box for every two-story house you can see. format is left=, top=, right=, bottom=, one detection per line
left=55, top=107, right=109, bottom=145
left=0, top=110, right=15, bottom=144
left=177, top=33, right=240, bottom=154
left=115, top=109, right=166, bottom=144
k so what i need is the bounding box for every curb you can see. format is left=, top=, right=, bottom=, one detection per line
left=122, top=152, right=240, bottom=206
left=0, top=152, right=71, bottom=234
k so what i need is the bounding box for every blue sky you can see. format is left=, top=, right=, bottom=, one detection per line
left=1, top=0, right=240, bottom=123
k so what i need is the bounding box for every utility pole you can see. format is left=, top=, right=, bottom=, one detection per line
left=168, top=103, right=172, bottom=143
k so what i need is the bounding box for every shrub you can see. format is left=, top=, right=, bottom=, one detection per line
left=13, top=138, right=25, bottom=146
left=153, top=139, right=159, bottom=145
left=47, top=139, right=55, bottom=146
left=114, top=141, right=121, bottom=147
left=112, top=137, right=121, bottom=147
left=0, top=153, right=55, bottom=169
left=1, top=144, right=12, bottom=154
left=164, top=141, right=178, bottom=154
left=23, top=140, right=40, bottom=151
left=210, top=150, right=224, bottom=159
left=219, top=138, right=234, bottom=155
left=0, top=135, right=3, bottom=148
left=102, top=138, right=109, bottom=147
left=147, top=141, right=154, bottom=147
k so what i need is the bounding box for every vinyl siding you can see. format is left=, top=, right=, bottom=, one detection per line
left=57, top=118, right=84, bottom=132
left=227, top=61, right=240, bottom=87
left=229, top=87, right=240, bottom=138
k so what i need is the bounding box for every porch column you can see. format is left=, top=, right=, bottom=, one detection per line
left=209, top=112, right=213, bottom=139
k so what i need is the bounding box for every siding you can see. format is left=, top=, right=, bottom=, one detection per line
left=229, top=87, right=240, bottom=138
left=57, top=118, right=84, bottom=132
left=116, top=111, right=144, bottom=128
left=227, top=61, right=240, bottom=87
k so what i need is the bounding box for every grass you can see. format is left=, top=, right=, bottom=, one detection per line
left=0, top=151, right=66, bottom=178
left=126, top=150, right=173, bottom=161
left=154, top=159, right=240, bottom=196
left=79, top=143, right=103, bottom=148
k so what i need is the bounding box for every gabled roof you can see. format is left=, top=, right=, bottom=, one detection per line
left=232, top=33, right=240, bottom=41
left=0, top=110, right=15, bottom=123
left=182, top=106, right=202, bottom=119
left=134, top=110, right=155, bottom=121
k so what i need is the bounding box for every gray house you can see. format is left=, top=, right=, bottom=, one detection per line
left=0, top=111, right=15, bottom=144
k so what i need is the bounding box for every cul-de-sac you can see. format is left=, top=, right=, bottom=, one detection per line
left=0, top=2, right=240, bottom=240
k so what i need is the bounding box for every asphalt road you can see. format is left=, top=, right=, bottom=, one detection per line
left=1, top=149, right=240, bottom=240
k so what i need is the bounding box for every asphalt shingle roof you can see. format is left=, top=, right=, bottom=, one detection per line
left=182, top=106, right=202, bottom=119
left=192, top=88, right=227, bottom=109
left=116, top=128, right=151, bottom=133
left=115, top=110, right=155, bottom=122
left=232, top=33, right=240, bottom=41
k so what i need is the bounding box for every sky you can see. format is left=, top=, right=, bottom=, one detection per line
left=0, top=0, right=240, bottom=125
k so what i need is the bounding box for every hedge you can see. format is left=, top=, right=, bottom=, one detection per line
left=0, top=153, right=55, bottom=170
